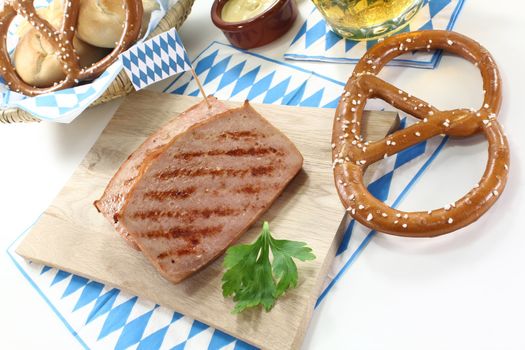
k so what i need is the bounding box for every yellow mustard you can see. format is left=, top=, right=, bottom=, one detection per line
left=221, top=0, right=278, bottom=22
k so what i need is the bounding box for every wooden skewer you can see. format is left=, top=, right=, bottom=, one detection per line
left=190, top=67, right=211, bottom=108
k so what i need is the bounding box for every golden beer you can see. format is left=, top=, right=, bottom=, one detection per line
left=312, top=0, right=423, bottom=40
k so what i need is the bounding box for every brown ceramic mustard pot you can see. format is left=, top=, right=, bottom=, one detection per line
left=211, top=0, right=297, bottom=49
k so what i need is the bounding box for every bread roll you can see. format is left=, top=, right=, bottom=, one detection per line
left=14, top=28, right=109, bottom=87
left=77, top=0, right=159, bottom=48
left=17, top=0, right=64, bottom=37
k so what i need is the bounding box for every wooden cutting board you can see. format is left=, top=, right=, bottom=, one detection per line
left=16, top=91, right=398, bottom=350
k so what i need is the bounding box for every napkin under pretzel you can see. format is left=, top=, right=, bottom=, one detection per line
left=333, top=30, right=510, bottom=237
left=0, top=0, right=143, bottom=96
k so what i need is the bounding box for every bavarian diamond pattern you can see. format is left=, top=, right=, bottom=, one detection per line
left=8, top=41, right=448, bottom=349
left=11, top=62, right=122, bottom=123
left=285, top=0, right=465, bottom=68
left=163, top=43, right=345, bottom=109
left=122, top=28, right=192, bottom=91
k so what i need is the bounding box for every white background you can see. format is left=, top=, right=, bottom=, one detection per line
left=1, top=0, right=525, bottom=349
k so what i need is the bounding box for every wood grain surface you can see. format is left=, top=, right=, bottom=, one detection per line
left=16, top=91, right=398, bottom=350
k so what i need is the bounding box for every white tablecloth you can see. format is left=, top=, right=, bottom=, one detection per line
left=1, top=0, right=525, bottom=348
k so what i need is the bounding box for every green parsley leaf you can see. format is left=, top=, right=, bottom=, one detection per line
left=222, top=221, right=316, bottom=313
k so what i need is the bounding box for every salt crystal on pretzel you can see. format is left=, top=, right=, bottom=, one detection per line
left=332, top=30, right=510, bottom=237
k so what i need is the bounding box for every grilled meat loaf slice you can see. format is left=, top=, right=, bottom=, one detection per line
left=94, top=97, right=228, bottom=249
left=118, top=101, right=303, bottom=283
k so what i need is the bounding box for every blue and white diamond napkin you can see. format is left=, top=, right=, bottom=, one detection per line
left=8, top=41, right=449, bottom=350
left=285, top=0, right=465, bottom=69
left=121, top=28, right=192, bottom=91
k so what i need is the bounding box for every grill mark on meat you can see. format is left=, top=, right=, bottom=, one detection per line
left=173, top=147, right=283, bottom=160
left=188, top=237, right=200, bottom=246
left=250, top=165, right=274, bottom=176
left=162, top=236, right=202, bottom=260
left=157, top=247, right=190, bottom=264
left=156, top=232, right=214, bottom=260
left=139, top=225, right=223, bottom=240
left=143, top=187, right=196, bottom=201
left=174, top=248, right=195, bottom=257
left=131, top=207, right=239, bottom=221
left=159, top=246, right=199, bottom=260
left=155, top=165, right=275, bottom=180
left=219, top=130, right=262, bottom=139
left=236, top=185, right=262, bottom=194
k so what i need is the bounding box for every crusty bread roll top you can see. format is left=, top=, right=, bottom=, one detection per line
left=77, top=0, right=159, bottom=48
left=14, top=29, right=109, bottom=87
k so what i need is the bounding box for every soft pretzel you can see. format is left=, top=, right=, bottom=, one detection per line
left=0, top=0, right=143, bottom=96
left=332, top=30, right=510, bottom=237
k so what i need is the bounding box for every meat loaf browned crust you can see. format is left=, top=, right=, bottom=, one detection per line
left=118, top=101, right=303, bottom=283
left=94, top=97, right=228, bottom=249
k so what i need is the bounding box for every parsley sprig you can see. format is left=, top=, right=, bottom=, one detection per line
left=222, top=222, right=316, bottom=313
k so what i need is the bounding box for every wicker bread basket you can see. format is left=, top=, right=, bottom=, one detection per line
left=0, top=0, right=195, bottom=123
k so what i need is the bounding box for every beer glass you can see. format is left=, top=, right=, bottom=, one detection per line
left=312, top=0, right=424, bottom=40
